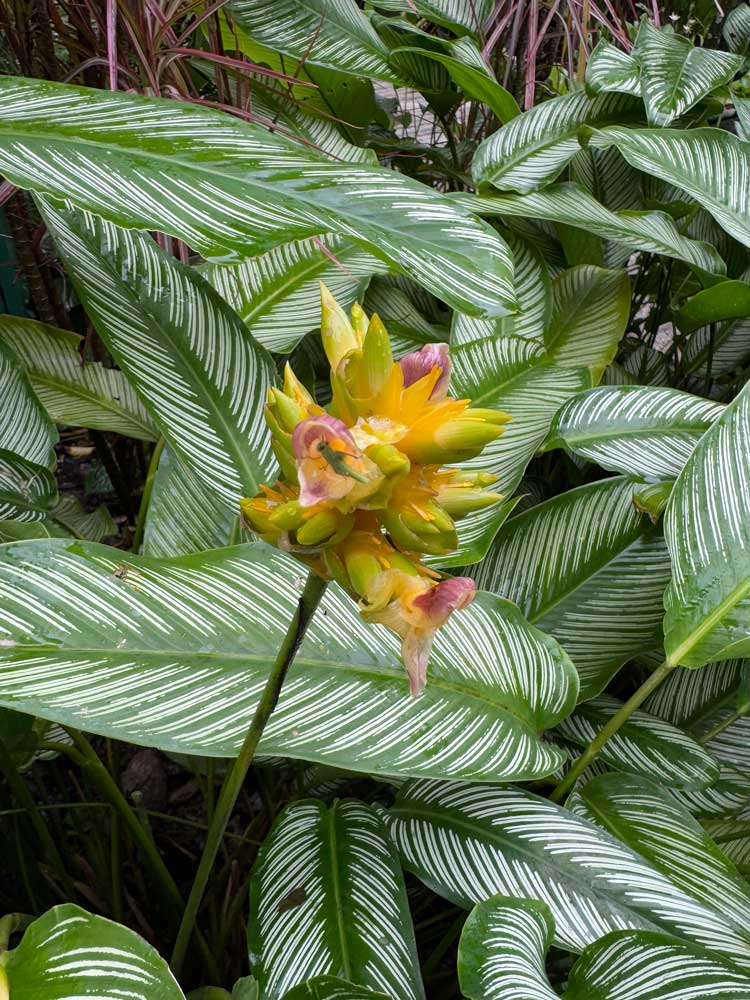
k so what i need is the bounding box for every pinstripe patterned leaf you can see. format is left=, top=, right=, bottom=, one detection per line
left=52, top=495, right=116, bottom=543
left=2, top=903, right=184, bottom=999
left=663, top=381, right=750, bottom=667
left=0, top=77, right=515, bottom=319
left=203, top=237, right=387, bottom=353
left=473, top=92, right=642, bottom=192
left=0, top=315, right=156, bottom=442
left=0, top=539, right=578, bottom=781
left=457, top=184, right=726, bottom=274
left=457, top=896, right=557, bottom=1000
left=548, top=386, right=724, bottom=479
left=568, top=774, right=750, bottom=953
left=685, top=318, right=750, bottom=377
left=0, top=336, right=57, bottom=466
left=39, top=200, right=275, bottom=511
left=670, top=764, right=750, bottom=818
left=557, top=694, right=719, bottom=788
left=566, top=931, right=750, bottom=1000
left=468, top=478, right=672, bottom=698
left=704, top=819, right=750, bottom=876
left=586, top=39, right=641, bottom=96
left=282, top=979, right=388, bottom=999
left=546, top=266, right=629, bottom=374
left=248, top=799, right=423, bottom=999
left=363, top=277, right=447, bottom=349
left=370, top=0, right=494, bottom=34
left=0, top=450, right=58, bottom=522
left=386, top=779, right=750, bottom=966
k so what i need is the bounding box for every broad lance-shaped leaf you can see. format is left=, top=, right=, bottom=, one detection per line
left=0, top=337, right=57, bottom=466
left=39, top=200, right=275, bottom=509
left=472, top=91, right=642, bottom=192
left=469, top=478, right=672, bottom=698
left=458, top=896, right=557, bottom=1000
left=0, top=315, right=156, bottom=442
left=557, top=694, right=719, bottom=788
left=1, top=904, right=185, bottom=999
left=0, top=539, right=578, bottom=782
left=370, top=0, right=494, bottom=35
left=586, top=38, right=641, bottom=96
left=282, top=979, right=388, bottom=999
left=248, top=800, right=423, bottom=999
left=203, top=237, right=388, bottom=354
left=663, top=380, right=750, bottom=667
left=544, top=266, right=629, bottom=374
left=385, top=779, right=750, bottom=967
left=0, top=78, right=515, bottom=320
left=547, top=385, right=724, bottom=479
left=568, top=774, right=750, bottom=957
left=0, top=450, right=58, bottom=522
left=456, top=183, right=726, bottom=274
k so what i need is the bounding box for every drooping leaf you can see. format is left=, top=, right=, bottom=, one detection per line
left=39, top=200, right=276, bottom=510
left=469, top=478, right=672, bottom=698
left=547, top=385, right=724, bottom=479
left=0, top=336, right=57, bottom=466
left=248, top=799, right=423, bottom=999
left=457, top=896, right=557, bottom=1000
left=663, top=381, right=750, bottom=667
left=0, top=77, right=516, bottom=318
left=0, top=315, right=156, bottom=441
left=0, top=449, right=58, bottom=522
left=0, top=539, right=578, bottom=782
left=671, top=764, right=750, bottom=819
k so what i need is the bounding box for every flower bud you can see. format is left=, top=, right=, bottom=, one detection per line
left=400, top=343, right=451, bottom=399
left=381, top=506, right=458, bottom=556
left=296, top=509, right=353, bottom=547
left=283, top=362, right=315, bottom=408
left=320, top=282, right=361, bottom=370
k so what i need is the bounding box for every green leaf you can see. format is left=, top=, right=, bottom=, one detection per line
left=685, top=317, right=750, bottom=377
left=557, top=694, right=719, bottom=788
left=39, top=200, right=276, bottom=510
left=677, top=278, right=750, bottom=332
left=457, top=183, right=726, bottom=274
left=0, top=337, right=57, bottom=466
left=203, top=237, right=387, bottom=354
left=386, top=778, right=750, bottom=965
left=468, top=478, right=672, bottom=698
left=363, top=277, right=447, bottom=348
left=566, top=930, right=750, bottom=1000
left=586, top=39, right=641, bottom=96
left=0, top=519, right=69, bottom=542
left=671, top=764, right=750, bottom=818
left=457, top=896, right=557, bottom=1000
left=704, top=819, right=750, bottom=876
left=52, top=495, right=116, bottom=543
left=370, top=0, right=494, bottom=35
left=632, top=21, right=742, bottom=126
left=0, top=315, right=156, bottom=442
left=663, top=381, right=750, bottom=667
left=0, top=449, right=58, bottom=522
left=248, top=799, right=423, bottom=999
left=473, top=91, right=642, bottom=192
left=725, top=3, right=750, bottom=57
left=2, top=903, right=185, bottom=999
left=545, top=266, right=629, bottom=373
left=548, top=385, right=724, bottom=479
left=0, top=77, right=515, bottom=319
left=281, top=978, right=389, bottom=999
left=0, top=539, right=578, bottom=782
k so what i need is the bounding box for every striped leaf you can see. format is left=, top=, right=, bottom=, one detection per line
left=0, top=77, right=515, bottom=319
left=363, top=277, right=447, bottom=348
left=282, top=979, right=388, bottom=999
left=663, top=381, right=750, bottom=667
left=52, top=495, right=116, bottom=543
left=548, top=385, right=724, bottom=479
left=566, top=931, right=750, bottom=1000
left=468, top=478, right=672, bottom=698
left=386, top=778, right=750, bottom=965
left=2, top=903, right=184, bottom=999
left=0, top=337, right=57, bottom=466
left=472, top=91, right=642, bottom=192
left=0, top=315, right=156, bottom=441
left=248, top=799, right=423, bottom=999
left=586, top=39, right=641, bottom=96
left=567, top=773, right=750, bottom=946
left=671, top=764, right=750, bottom=819
left=457, top=184, right=726, bottom=274
left=557, top=694, right=719, bottom=788
left=725, top=2, right=750, bottom=57
left=40, top=200, right=275, bottom=510
left=0, top=539, right=578, bottom=782
left=632, top=22, right=742, bottom=126
left=704, top=819, right=750, bottom=876
left=685, top=317, right=750, bottom=377
left=203, top=237, right=387, bottom=353
left=0, top=519, right=69, bottom=542
left=457, top=896, right=557, bottom=1000
left=227, top=0, right=398, bottom=82
left=545, top=266, right=629, bottom=374
left=0, top=450, right=58, bottom=522
left=370, top=0, right=494, bottom=35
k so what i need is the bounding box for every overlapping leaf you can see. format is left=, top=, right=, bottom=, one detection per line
left=0, top=450, right=58, bottom=522
left=586, top=39, right=641, bottom=96
left=0, top=337, right=57, bottom=466
left=370, top=0, right=494, bottom=35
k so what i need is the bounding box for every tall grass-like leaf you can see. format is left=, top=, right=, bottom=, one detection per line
left=0, top=337, right=57, bottom=466
left=248, top=800, right=423, bottom=999
left=0, top=78, right=516, bottom=318
left=0, top=539, right=578, bottom=781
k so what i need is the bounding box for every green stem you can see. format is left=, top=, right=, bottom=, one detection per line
left=550, top=660, right=676, bottom=804
left=131, top=436, right=165, bottom=553
left=697, top=701, right=750, bottom=745
left=170, top=571, right=327, bottom=977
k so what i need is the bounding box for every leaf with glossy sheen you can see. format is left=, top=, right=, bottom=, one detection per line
left=0, top=77, right=515, bottom=319
left=0, top=449, right=58, bottom=522
left=386, top=778, right=750, bottom=965
left=545, top=266, right=629, bottom=374
left=558, top=694, right=719, bottom=788
left=281, top=979, right=389, bottom=999
left=2, top=903, right=185, bottom=999
left=0, top=539, right=578, bottom=781
left=548, top=385, right=724, bottom=479
left=40, top=200, right=275, bottom=510
left=370, top=0, right=494, bottom=34
left=725, top=3, right=750, bottom=57
left=473, top=91, right=642, bottom=192
left=586, top=39, right=641, bottom=96
left=248, top=799, right=423, bottom=999
left=469, top=478, right=672, bottom=698
left=458, top=896, right=557, bottom=1000
left=663, top=381, right=750, bottom=667
left=0, top=337, right=57, bottom=466
left=677, top=279, right=750, bottom=332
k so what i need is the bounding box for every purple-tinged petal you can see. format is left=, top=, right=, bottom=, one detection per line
left=400, top=344, right=451, bottom=399
left=411, top=576, right=476, bottom=626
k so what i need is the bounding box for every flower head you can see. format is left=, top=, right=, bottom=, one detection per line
left=241, top=284, right=510, bottom=696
